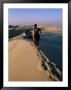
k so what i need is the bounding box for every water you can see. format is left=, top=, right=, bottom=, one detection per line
left=39, top=31, right=62, bottom=71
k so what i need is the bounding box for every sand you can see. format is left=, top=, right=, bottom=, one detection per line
left=9, top=38, right=50, bottom=81
left=43, top=25, right=62, bottom=32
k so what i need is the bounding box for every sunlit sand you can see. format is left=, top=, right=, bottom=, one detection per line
left=9, top=38, right=51, bottom=81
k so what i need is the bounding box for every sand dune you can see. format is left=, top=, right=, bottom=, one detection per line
left=43, top=25, right=62, bottom=32
left=9, top=38, right=51, bottom=81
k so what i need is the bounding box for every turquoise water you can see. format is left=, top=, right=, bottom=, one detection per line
left=39, top=31, right=62, bottom=70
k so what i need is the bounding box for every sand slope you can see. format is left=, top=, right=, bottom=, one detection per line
left=9, top=38, right=50, bottom=81
left=43, top=25, right=62, bottom=32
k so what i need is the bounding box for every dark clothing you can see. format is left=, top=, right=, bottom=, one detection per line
left=34, top=28, right=41, bottom=40
left=35, top=33, right=40, bottom=41
left=33, top=28, right=41, bottom=46
left=34, top=39, right=39, bottom=46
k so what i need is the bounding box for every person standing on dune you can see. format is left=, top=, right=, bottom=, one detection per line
left=32, top=24, right=41, bottom=50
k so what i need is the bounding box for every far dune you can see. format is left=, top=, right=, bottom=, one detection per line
left=42, top=25, right=62, bottom=32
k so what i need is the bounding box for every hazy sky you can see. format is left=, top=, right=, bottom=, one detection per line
left=8, top=8, right=62, bottom=26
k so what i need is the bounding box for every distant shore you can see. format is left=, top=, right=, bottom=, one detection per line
left=42, top=25, right=62, bottom=32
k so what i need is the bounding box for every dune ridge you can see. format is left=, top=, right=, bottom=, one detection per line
left=9, top=38, right=51, bottom=81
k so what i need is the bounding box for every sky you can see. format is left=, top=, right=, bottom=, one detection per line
left=8, top=8, right=62, bottom=26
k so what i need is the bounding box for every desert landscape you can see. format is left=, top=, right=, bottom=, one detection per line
left=8, top=25, right=62, bottom=81
left=9, top=38, right=51, bottom=81
left=8, top=8, right=62, bottom=81
left=43, top=25, right=62, bottom=32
